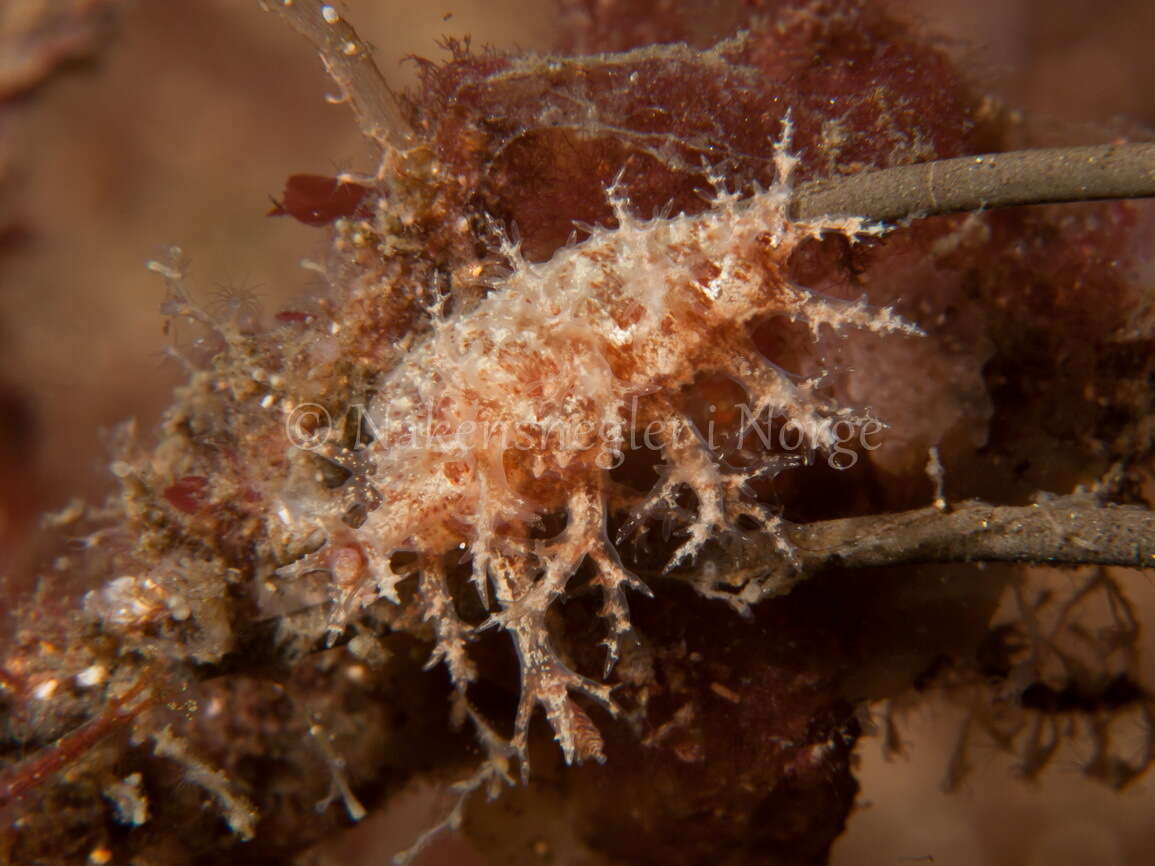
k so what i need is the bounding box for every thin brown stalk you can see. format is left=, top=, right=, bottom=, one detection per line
left=792, top=143, right=1155, bottom=223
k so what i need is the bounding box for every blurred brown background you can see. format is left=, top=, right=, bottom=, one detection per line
left=1, top=1, right=1153, bottom=864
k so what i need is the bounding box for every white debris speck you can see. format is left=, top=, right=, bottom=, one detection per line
left=76, top=665, right=108, bottom=688
left=166, top=594, right=191, bottom=622
left=42, top=497, right=85, bottom=528
left=104, top=773, right=149, bottom=827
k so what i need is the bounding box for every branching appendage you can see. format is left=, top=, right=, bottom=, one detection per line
left=482, top=481, right=628, bottom=767
left=149, top=726, right=258, bottom=840
left=905, top=566, right=1155, bottom=793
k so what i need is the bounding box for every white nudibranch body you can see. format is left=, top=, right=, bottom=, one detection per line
left=279, top=123, right=920, bottom=766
